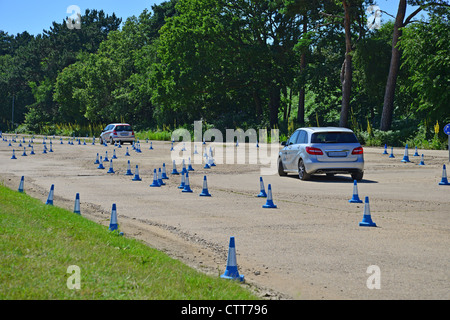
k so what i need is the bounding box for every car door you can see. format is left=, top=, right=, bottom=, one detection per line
left=283, top=130, right=300, bottom=171
left=292, top=130, right=307, bottom=167
left=101, top=125, right=111, bottom=141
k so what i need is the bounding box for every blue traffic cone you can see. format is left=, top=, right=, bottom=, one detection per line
left=182, top=172, right=193, bottom=193
left=220, top=237, right=244, bottom=282
left=42, top=145, right=47, bottom=154
left=30, top=146, right=35, bottom=155
left=149, top=141, right=153, bottom=150
left=170, top=142, right=174, bottom=151
left=97, top=156, right=105, bottom=169
left=199, top=175, right=211, bottom=197
left=413, top=146, right=419, bottom=156
left=204, top=156, right=211, bottom=169
left=382, top=144, right=388, bottom=155
left=132, top=165, right=142, bottom=181
left=18, top=176, right=24, bottom=193
left=401, top=144, right=410, bottom=163
left=108, top=203, right=118, bottom=231
left=257, top=177, right=267, bottom=197
left=389, top=147, right=395, bottom=158
left=124, top=160, right=133, bottom=175
left=112, top=149, right=117, bottom=159
left=194, top=145, right=199, bottom=154
left=74, top=193, right=81, bottom=215
left=21, top=147, right=27, bottom=156
left=150, top=169, right=160, bottom=187
left=438, top=164, right=449, bottom=185
left=11, top=149, right=17, bottom=159
left=178, top=171, right=185, bottom=189
left=349, top=180, right=363, bottom=203
left=46, top=184, right=54, bottom=205
left=359, top=196, right=377, bottom=227
left=181, top=159, right=187, bottom=174
left=262, top=184, right=277, bottom=208
left=188, top=157, right=194, bottom=171
left=157, top=168, right=165, bottom=185
left=107, top=159, right=115, bottom=174
left=125, top=147, right=130, bottom=156
left=94, top=153, right=100, bottom=164
left=104, top=151, right=109, bottom=162
left=162, top=163, right=169, bottom=179
left=171, top=160, right=179, bottom=175
left=418, top=154, right=425, bottom=166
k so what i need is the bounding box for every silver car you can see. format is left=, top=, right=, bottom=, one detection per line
left=99, top=123, right=135, bottom=145
left=278, top=127, right=364, bottom=181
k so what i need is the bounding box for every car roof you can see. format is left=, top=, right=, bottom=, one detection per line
left=109, top=123, right=131, bottom=126
left=297, top=127, right=354, bottom=133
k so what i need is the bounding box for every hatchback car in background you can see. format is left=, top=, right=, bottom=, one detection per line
left=99, top=123, right=135, bottom=145
left=278, top=127, right=364, bottom=181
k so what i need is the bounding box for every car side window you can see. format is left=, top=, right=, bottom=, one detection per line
left=288, top=131, right=300, bottom=145
left=296, top=130, right=307, bottom=144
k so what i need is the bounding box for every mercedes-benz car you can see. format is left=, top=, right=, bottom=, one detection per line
left=99, top=123, right=135, bottom=145
left=278, top=127, right=364, bottom=181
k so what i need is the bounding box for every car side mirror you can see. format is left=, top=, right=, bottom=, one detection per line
left=281, top=141, right=286, bottom=146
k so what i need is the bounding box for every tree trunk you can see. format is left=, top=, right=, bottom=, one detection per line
left=297, top=18, right=308, bottom=127
left=380, top=0, right=407, bottom=131
left=269, top=83, right=280, bottom=129
left=339, top=0, right=352, bottom=128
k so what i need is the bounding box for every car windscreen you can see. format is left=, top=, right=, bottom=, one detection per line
left=311, top=132, right=358, bottom=143
left=115, top=125, right=132, bottom=132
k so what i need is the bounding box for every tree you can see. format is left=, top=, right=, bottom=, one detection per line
left=398, top=9, right=450, bottom=123
left=380, top=0, right=450, bottom=131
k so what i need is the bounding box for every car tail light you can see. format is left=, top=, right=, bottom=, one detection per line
left=306, top=147, right=323, bottom=155
left=113, top=130, right=117, bottom=136
left=131, top=130, right=134, bottom=136
left=352, top=146, right=364, bottom=155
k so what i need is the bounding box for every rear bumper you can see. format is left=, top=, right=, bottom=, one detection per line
left=114, top=137, right=135, bottom=142
left=305, top=157, right=364, bottom=174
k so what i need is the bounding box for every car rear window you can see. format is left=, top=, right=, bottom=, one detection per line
left=115, top=125, right=132, bottom=132
left=311, top=132, right=358, bottom=143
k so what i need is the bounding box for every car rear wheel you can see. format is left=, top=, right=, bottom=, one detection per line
left=351, top=171, right=364, bottom=181
left=298, top=159, right=311, bottom=181
left=278, top=157, right=287, bottom=176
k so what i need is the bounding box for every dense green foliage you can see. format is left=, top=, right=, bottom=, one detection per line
left=1, top=1, right=449, bottom=147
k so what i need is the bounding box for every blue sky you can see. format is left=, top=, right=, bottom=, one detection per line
left=0, top=0, right=162, bottom=36
left=0, top=0, right=427, bottom=36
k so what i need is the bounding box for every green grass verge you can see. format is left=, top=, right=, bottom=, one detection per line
left=0, top=184, right=258, bottom=300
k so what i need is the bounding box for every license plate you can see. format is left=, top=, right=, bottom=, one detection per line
left=328, top=151, right=347, bottom=157
left=120, top=133, right=128, bottom=136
